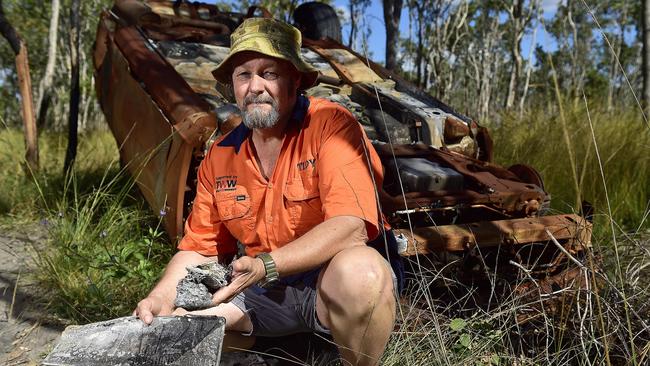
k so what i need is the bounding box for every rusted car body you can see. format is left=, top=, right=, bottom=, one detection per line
left=93, top=0, right=592, bottom=317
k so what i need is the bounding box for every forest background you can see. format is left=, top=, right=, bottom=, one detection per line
left=1, top=0, right=650, bottom=364
left=1, top=0, right=646, bottom=128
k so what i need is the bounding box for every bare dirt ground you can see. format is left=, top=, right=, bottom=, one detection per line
left=0, top=225, right=63, bottom=365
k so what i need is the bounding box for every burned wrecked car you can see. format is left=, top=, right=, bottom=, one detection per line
left=93, top=0, right=593, bottom=318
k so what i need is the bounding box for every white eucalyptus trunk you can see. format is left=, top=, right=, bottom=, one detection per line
left=36, top=0, right=60, bottom=127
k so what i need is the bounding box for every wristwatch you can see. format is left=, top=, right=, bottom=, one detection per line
left=256, top=252, right=279, bottom=288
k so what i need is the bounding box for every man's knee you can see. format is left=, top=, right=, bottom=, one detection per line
left=319, top=246, right=395, bottom=314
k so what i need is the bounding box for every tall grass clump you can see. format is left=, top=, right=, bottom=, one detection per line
left=0, top=127, right=174, bottom=323
left=34, top=175, right=174, bottom=323
left=489, top=105, right=650, bottom=238
left=0, top=128, right=117, bottom=221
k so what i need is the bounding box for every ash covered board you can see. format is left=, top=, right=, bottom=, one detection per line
left=43, top=315, right=225, bottom=366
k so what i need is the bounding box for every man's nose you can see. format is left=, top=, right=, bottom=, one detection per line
left=248, top=74, right=265, bottom=94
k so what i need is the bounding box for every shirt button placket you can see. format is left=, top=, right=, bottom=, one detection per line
left=266, top=183, right=274, bottom=231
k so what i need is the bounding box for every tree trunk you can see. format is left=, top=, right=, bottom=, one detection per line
left=566, top=0, right=581, bottom=104
left=505, top=0, right=525, bottom=109
left=607, top=30, right=622, bottom=112
left=382, top=0, right=403, bottom=71
left=36, top=0, right=60, bottom=130
left=505, top=35, right=522, bottom=109
left=64, top=0, right=81, bottom=173
left=641, top=0, right=650, bottom=114
left=0, top=0, right=39, bottom=172
left=348, top=0, right=356, bottom=47
left=415, top=2, right=424, bottom=87
left=519, top=16, right=539, bottom=116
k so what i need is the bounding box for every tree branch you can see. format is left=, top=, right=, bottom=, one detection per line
left=0, top=0, right=21, bottom=54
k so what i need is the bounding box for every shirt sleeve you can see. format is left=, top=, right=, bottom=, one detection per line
left=177, top=146, right=238, bottom=256
left=316, top=104, right=382, bottom=240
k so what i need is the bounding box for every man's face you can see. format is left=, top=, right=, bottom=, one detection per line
left=231, top=52, right=301, bottom=130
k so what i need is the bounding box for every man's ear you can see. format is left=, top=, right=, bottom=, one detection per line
left=293, top=73, right=302, bottom=90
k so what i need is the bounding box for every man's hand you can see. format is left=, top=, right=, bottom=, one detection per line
left=132, top=251, right=216, bottom=325
left=133, top=293, right=174, bottom=325
left=211, top=256, right=266, bottom=304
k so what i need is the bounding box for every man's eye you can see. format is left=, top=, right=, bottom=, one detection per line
left=263, top=71, right=278, bottom=80
left=235, top=72, right=251, bottom=81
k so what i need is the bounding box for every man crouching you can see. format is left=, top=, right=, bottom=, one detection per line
left=135, top=17, right=396, bottom=365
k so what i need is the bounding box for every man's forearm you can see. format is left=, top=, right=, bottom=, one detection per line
left=148, top=250, right=216, bottom=302
left=271, top=215, right=368, bottom=277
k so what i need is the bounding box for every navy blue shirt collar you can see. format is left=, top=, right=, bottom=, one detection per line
left=217, top=95, right=310, bottom=154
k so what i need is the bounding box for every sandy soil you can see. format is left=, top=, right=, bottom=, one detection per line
left=0, top=225, right=63, bottom=365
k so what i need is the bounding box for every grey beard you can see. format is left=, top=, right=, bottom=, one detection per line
left=241, top=95, right=280, bottom=129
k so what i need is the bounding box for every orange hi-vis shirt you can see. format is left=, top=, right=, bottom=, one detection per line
left=178, top=96, right=384, bottom=257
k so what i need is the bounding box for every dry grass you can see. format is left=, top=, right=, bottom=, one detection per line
left=380, top=102, right=650, bottom=365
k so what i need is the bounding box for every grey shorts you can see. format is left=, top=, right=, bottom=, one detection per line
left=230, top=269, right=328, bottom=337
left=230, top=266, right=398, bottom=337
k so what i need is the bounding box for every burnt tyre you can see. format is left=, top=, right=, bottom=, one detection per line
left=293, top=2, right=342, bottom=42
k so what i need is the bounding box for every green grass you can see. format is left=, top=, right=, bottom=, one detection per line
left=489, top=104, right=650, bottom=238
left=0, top=128, right=117, bottom=220
left=0, top=127, right=174, bottom=323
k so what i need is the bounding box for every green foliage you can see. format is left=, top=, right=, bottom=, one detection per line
left=0, top=128, right=117, bottom=218
left=0, top=128, right=174, bottom=323
left=0, top=0, right=112, bottom=128
left=489, top=103, right=650, bottom=237
left=35, top=194, right=173, bottom=323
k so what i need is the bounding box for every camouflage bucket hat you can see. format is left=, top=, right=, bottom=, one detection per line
left=212, top=17, right=319, bottom=90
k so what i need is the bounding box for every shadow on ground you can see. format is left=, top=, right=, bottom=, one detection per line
left=0, top=227, right=64, bottom=365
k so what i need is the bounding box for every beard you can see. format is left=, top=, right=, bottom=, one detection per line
left=241, top=94, right=280, bottom=129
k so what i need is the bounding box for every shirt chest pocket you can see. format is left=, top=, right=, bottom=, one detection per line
left=283, top=174, right=323, bottom=233
left=215, top=186, right=255, bottom=231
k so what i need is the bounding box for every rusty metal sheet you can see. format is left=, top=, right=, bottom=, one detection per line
left=96, top=36, right=175, bottom=237
left=305, top=41, right=476, bottom=150
left=301, top=48, right=340, bottom=81
left=165, top=132, right=194, bottom=242
left=395, top=214, right=591, bottom=255
left=304, top=38, right=475, bottom=124
left=374, top=143, right=548, bottom=217
left=146, top=0, right=224, bottom=20
left=113, top=26, right=216, bottom=147
left=156, top=41, right=228, bottom=97
left=306, top=45, right=383, bottom=84
left=94, top=16, right=199, bottom=240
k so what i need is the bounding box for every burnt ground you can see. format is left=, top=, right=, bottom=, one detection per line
left=0, top=225, right=64, bottom=365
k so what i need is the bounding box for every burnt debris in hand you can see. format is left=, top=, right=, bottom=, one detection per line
left=175, top=261, right=232, bottom=310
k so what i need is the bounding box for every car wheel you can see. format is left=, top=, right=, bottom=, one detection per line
left=293, top=2, right=342, bottom=42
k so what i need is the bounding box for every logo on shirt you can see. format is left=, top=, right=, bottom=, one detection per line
left=215, top=175, right=237, bottom=191
left=296, top=158, right=316, bottom=171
